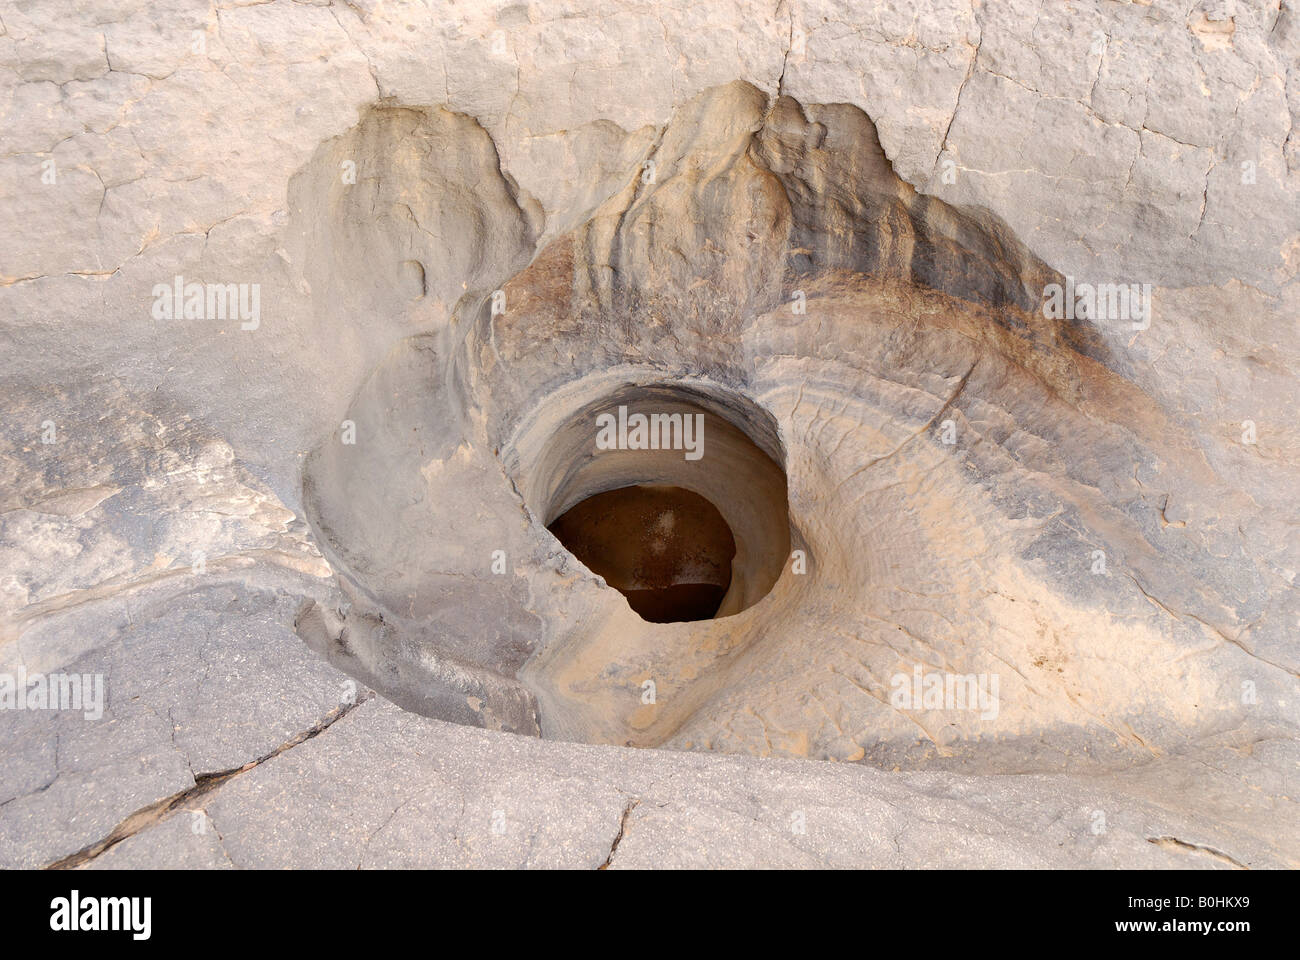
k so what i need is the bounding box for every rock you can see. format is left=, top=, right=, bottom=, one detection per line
left=0, top=0, right=1295, bottom=869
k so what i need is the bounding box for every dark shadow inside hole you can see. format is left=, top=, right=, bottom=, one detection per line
left=548, top=484, right=736, bottom=624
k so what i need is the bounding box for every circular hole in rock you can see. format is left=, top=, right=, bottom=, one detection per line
left=508, top=381, right=792, bottom=624
left=548, top=484, right=737, bottom=623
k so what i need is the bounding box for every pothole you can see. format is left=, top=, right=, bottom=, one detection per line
left=507, top=381, right=792, bottom=621
left=292, top=82, right=1247, bottom=770
left=548, top=483, right=737, bottom=623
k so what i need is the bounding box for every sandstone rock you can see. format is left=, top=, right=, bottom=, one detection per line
left=0, top=0, right=1295, bottom=869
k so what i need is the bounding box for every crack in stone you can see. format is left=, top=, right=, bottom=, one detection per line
left=43, top=692, right=373, bottom=869
left=1125, top=574, right=1299, bottom=679
left=597, top=799, right=640, bottom=870
left=932, top=7, right=983, bottom=180
left=835, top=358, right=979, bottom=492
left=1146, top=835, right=1249, bottom=870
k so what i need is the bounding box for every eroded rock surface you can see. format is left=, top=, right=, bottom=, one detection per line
left=1, top=0, right=1297, bottom=868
